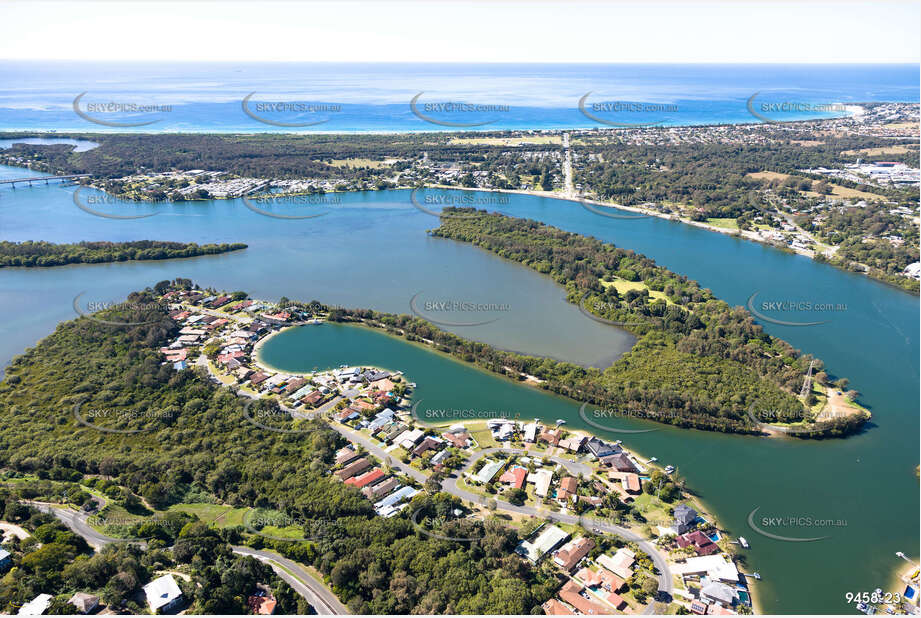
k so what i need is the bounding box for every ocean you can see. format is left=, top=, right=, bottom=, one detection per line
left=0, top=62, right=917, bottom=132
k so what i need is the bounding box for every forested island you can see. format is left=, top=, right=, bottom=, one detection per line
left=419, top=208, right=869, bottom=438
left=0, top=240, right=247, bottom=268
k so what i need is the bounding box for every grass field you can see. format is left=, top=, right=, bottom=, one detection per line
left=841, top=144, right=914, bottom=157
left=746, top=171, right=887, bottom=202
left=601, top=278, right=673, bottom=305
left=705, top=217, right=740, bottom=230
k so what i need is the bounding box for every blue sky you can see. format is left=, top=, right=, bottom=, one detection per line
left=1, top=0, right=919, bottom=63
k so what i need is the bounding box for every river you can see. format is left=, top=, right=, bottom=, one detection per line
left=0, top=174, right=917, bottom=614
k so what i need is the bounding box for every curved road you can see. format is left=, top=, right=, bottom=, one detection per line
left=444, top=449, right=673, bottom=613
left=26, top=502, right=346, bottom=615
left=232, top=546, right=348, bottom=615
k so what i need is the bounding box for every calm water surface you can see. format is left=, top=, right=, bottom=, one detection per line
left=0, top=174, right=917, bottom=614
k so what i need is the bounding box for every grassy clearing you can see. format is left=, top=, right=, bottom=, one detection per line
left=841, top=144, right=914, bottom=157
left=746, top=171, right=887, bottom=202
left=601, top=278, right=672, bottom=305
left=705, top=217, right=740, bottom=230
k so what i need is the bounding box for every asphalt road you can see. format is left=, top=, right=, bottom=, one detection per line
left=443, top=450, right=674, bottom=612
left=232, top=546, right=349, bottom=615
left=26, top=502, right=346, bottom=614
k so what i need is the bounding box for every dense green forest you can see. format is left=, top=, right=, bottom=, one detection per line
left=0, top=240, right=247, bottom=268
left=416, top=208, right=867, bottom=438
left=0, top=290, right=557, bottom=613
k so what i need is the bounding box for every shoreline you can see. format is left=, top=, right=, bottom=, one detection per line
left=250, top=318, right=759, bottom=612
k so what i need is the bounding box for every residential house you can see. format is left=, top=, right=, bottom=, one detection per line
left=585, top=437, right=620, bottom=459
left=515, top=525, right=569, bottom=563
left=553, top=537, right=595, bottom=571
left=335, top=446, right=360, bottom=466
left=249, top=372, right=270, bottom=387
left=363, top=477, right=399, bottom=500
left=674, top=504, right=698, bottom=534
left=345, top=468, right=386, bottom=489
left=558, top=580, right=608, bottom=615
left=18, top=594, right=52, bottom=615
left=598, top=547, right=635, bottom=580
left=0, top=548, right=11, bottom=571
left=247, top=592, right=277, bottom=615
left=396, top=428, right=425, bottom=450
left=474, top=460, right=504, bottom=484
left=620, top=472, right=642, bottom=494
left=606, top=453, right=639, bottom=473
left=498, top=466, right=528, bottom=489
left=528, top=468, right=553, bottom=498
left=700, top=581, right=740, bottom=608
left=335, top=458, right=371, bottom=481
left=558, top=435, right=586, bottom=453
left=673, top=555, right=740, bottom=583
left=442, top=429, right=471, bottom=448
left=412, top=437, right=442, bottom=458
left=677, top=530, right=719, bottom=556
left=538, top=428, right=562, bottom=447
left=142, top=574, right=184, bottom=614
left=67, top=593, right=99, bottom=614
left=557, top=476, right=578, bottom=502
left=541, top=599, right=575, bottom=615
left=691, top=600, right=710, bottom=614
left=522, top=422, right=540, bottom=443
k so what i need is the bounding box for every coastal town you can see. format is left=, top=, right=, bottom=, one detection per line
left=147, top=284, right=769, bottom=615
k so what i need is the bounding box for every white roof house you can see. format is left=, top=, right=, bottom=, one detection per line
left=674, top=554, right=740, bottom=583
left=527, top=468, right=554, bottom=497
left=18, top=594, right=52, bottom=615
left=143, top=574, right=184, bottom=613
left=523, top=422, right=540, bottom=442
left=516, top=525, right=569, bottom=562
left=474, top=460, right=504, bottom=484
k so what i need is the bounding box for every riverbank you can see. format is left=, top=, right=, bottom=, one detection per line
left=426, top=183, right=919, bottom=295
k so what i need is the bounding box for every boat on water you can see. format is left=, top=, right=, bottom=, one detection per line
left=664, top=465, right=675, bottom=474
left=555, top=419, right=566, bottom=425
left=739, top=537, right=750, bottom=548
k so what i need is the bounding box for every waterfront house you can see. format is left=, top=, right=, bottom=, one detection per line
left=677, top=530, right=720, bottom=556
left=442, top=429, right=471, bottom=448
left=0, top=549, right=11, bottom=571
left=558, top=435, right=587, bottom=453
left=606, top=453, right=639, bottom=473
left=585, top=436, right=620, bottom=459
left=674, top=504, right=699, bottom=534
left=143, top=574, right=184, bottom=614
left=523, top=422, right=540, bottom=443
left=674, top=555, right=740, bottom=583
left=620, top=472, right=642, bottom=494
left=700, top=581, right=740, bottom=607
